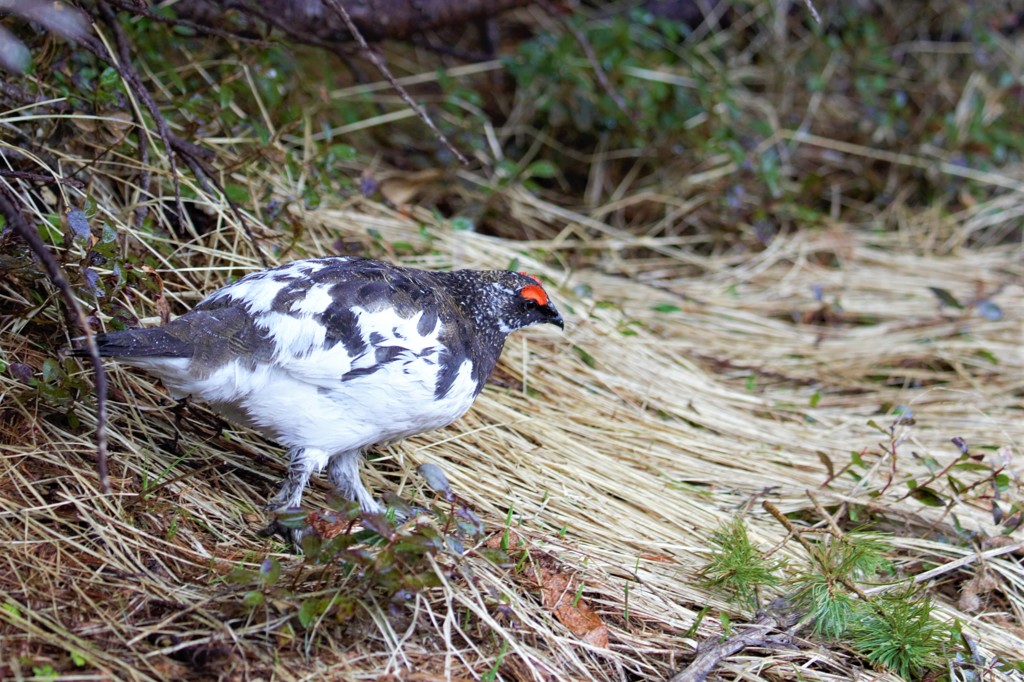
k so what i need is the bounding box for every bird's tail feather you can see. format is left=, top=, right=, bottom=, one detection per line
left=71, top=328, right=193, bottom=359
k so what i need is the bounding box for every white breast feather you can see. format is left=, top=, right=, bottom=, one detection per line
left=241, top=356, right=477, bottom=452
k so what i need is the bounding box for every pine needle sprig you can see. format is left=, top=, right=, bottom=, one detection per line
left=793, top=532, right=892, bottom=639
left=699, top=518, right=784, bottom=608
left=850, top=588, right=952, bottom=679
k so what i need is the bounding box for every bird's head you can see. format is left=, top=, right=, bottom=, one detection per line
left=506, top=271, right=564, bottom=332
left=446, top=269, right=562, bottom=336
left=439, top=268, right=564, bottom=339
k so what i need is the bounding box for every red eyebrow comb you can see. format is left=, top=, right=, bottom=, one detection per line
left=518, top=272, right=548, bottom=305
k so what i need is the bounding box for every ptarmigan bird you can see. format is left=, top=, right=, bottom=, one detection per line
left=84, top=256, right=563, bottom=527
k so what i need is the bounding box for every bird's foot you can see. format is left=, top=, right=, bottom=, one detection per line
left=264, top=499, right=288, bottom=513
left=259, top=506, right=313, bottom=550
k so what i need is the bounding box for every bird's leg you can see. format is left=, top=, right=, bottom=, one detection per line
left=327, top=451, right=384, bottom=514
left=261, top=447, right=332, bottom=548
left=169, top=396, right=191, bottom=453
left=266, top=447, right=328, bottom=512
left=172, top=396, right=190, bottom=432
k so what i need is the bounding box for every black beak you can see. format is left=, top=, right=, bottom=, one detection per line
left=547, top=308, right=564, bottom=330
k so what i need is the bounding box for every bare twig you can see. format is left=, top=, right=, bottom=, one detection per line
left=322, top=0, right=470, bottom=166
left=670, top=605, right=804, bottom=682
left=167, top=137, right=270, bottom=268
left=801, top=0, right=822, bottom=25
left=0, top=169, right=86, bottom=190
left=866, top=541, right=1024, bottom=595
left=0, top=81, right=73, bottom=110
left=806, top=489, right=845, bottom=537
left=544, top=1, right=631, bottom=121
left=95, top=1, right=151, bottom=231
left=0, top=188, right=110, bottom=495
left=80, top=22, right=188, bottom=241
left=177, top=0, right=534, bottom=43
left=762, top=500, right=872, bottom=602
left=92, top=3, right=270, bottom=267
left=103, top=0, right=271, bottom=43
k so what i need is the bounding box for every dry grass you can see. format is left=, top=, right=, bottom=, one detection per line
left=2, top=3, right=1024, bottom=680
left=2, top=196, right=1021, bottom=679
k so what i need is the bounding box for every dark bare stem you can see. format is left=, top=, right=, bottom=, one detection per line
left=103, top=0, right=271, bottom=42
left=80, top=26, right=187, bottom=239
left=762, top=500, right=872, bottom=602
left=801, top=0, right=822, bottom=24
left=806, top=489, right=845, bottom=537
left=0, top=170, right=86, bottom=190
left=92, top=4, right=269, bottom=266
left=96, top=1, right=151, bottom=231
left=670, top=607, right=804, bottom=682
left=545, top=1, right=631, bottom=120
left=0, top=189, right=110, bottom=495
left=168, top=139, right=270, bottom=268
left=322, top=0, right=470, bottom=166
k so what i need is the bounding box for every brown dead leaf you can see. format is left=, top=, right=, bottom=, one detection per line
left=538, top=561, right=570, bottom=608
left=69, top=110, right=133, bottom=145
left=306, top=511, right=349, bottom=540
left=638, top=552, right=675, bottom=563
left=554, top=600, right=609, bottom=648
left=70, top=115, right=99, bottom=133
left=140, top=265, right=170, bottom=325
left=102, top=110, right=133, bottom=145
left=379, top=169, right=445, bottom=206
left=537, top=561, right=609, bottom=648
left=958, top=569, right=1001, bottom=613
left=485, top=528, right=524, bottom=550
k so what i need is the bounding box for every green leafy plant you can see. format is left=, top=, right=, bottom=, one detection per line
left=850, top=588, right=951, bottom=679
left=702, top=516, right=956, bottom=680
left=227, top=492, right=487, bottom=638
left=506, top=11, right=710, bottom=149
left=793, top=532, right=891, bottom=639
left=699, top=518, right=783, bottom=607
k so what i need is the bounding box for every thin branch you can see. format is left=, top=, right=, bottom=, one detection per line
left=0, top=169, right=86, bottom=190
left=0, top=188, right=110, bottom=495
left=670, top=606, right=804, bottom=682
left=866, top=541, right=1024, bottom=594
left=222, top=0, right=363, bottom=55
left=96, top=1, right=151, bottom=231
left=322, top=0, right=470, bottom=166
left=801, top=0, right=822, bottom=25
left=167, top=137, right=270, bottom=268
left=91, top=4, right=270, bottom=267
left=103, top=0, right=272, bottom=43
left=0, top=81, right=73, bottom=111
left=806, top=489, right=845, bottom=537
left=544, top=1, right=631, bottom=121
left=202, top=0, right=534, bottom=43
left=762, top=500, right=872, bottom=602
left=80, top=24, right=187, bottom=240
